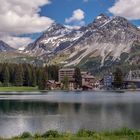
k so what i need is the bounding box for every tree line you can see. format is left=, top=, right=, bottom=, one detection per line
left=0, top=63, right=59, bottom=90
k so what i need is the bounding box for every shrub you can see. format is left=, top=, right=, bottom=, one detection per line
left=11, top=136, right=20, bottom=139
left=42, top=130, right=60, bottom=138
left=61, top=132, right=72, bottom=138
left=20, top=132, right=32, bottom=138
left=133, top=130, right=140, bottom=135
left=76, top=129, right=94, bottom=137
left=34, top=132, right=42, bottom=138
left=113, top=127, right=134, bottom=136
left=102, top=131, right=113, bottom=136
left=92, top=133, right=102, bottom=139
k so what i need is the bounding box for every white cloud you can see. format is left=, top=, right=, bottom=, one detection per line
left=0, top=0, right=54, bottom=49
left=65, top=9, right=85, bottom=24
left=0, top=0, right=54, bottom=35
left=83, top=0, right=88, bottom=2
left=109, top=0, right=140, bottom=20
left=0, top=35, right=33, bottom=48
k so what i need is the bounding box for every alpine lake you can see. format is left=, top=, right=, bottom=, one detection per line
left=0, top=91, right=140, bottom=138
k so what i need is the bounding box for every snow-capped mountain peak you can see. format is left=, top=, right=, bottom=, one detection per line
left=25, top=14, right=140, bottom=67
left=44, top=23, right=72, bottom=37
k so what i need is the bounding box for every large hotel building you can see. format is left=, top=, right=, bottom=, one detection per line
left=58, top=68, right=75, bottom=82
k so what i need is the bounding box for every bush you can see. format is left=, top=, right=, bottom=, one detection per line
left=20, top=132, right=32, bottom=138
left=34, top=132, right=42, bottom=138
left=42, top=130, right=60, bottom=138
left=11, top=136, right=20, bottom=139
left=102, top=131, right=113, bottom=136
left=133, top=130, right=140, bottom=135
left=76, top=129, right=94, bottom=137
left=92, top=133, right=102, bottom=139
left=61, top=132, right=72, bottom=138
left=113, top=127, right=134, bottom=136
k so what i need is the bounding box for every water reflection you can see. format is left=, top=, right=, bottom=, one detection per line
left=0, top=94, right=140, bottom=137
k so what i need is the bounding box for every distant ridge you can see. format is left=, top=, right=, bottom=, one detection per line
left=0, top=40, right=15, bottom=52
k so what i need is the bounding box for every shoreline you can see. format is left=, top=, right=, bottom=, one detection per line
left=0, top=86, right=139, bottom=93
left=1, top=128, right=140, bottom=140
left=0, top=89, right=140, bottom=93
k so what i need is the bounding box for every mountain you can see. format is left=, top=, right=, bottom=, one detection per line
left=24, top=23, right=83, bottom=56
left=25, top=14, right=140, bottom=71
left=0, top=40, right=15, bottom=52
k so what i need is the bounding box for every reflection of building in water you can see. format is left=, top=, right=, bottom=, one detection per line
left=1, top=100, right=140, bottom=136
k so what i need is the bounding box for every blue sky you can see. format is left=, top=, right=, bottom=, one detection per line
left=40, top=0, right=140, bottom=27
left=40, top=0, right=114, bottom=25
left=0, top=0, right=140, bottom=48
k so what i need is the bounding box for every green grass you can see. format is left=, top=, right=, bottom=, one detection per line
left=0, top=86, right=39, bottom=92
left=4, top=135, right=140, bottom=140
left=2, top=128, right=140, bottom=140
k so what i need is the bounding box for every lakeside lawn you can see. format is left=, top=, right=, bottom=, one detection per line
left=6, top=136, right=140, bottom=140
left=4, top=137, right=140, bottom=140
left=2, top=128, right=140, bottom=140
left=0, top=86, right=39, bottom=92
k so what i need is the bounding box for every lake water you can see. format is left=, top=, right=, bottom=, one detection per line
left=0, top=91, right=140, bottom=137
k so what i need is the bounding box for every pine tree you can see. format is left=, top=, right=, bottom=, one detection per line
left=62, top=76, right=69, bottom=90
left=14, top=65, right=23, bottom=86
left=38, top=68, right=47, bottom=90
left=113, top=68, right=123, bottom=89
left=31, top=67, right=36, bottom=87
left=47, top=65, right=59, bottom=81
left=73, top=67, right=82, bottom=89
left=9, top=64, right=15, bottom=84
left=3, top=66, right=10, bottom=87
left=23, top=65, right=32, bottom=86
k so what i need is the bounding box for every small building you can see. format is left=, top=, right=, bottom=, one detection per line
left=46, top=80, right=61, bottom=90
left=82, top=85, right=93, bottom=91
left=82, top=72, right=96, bottom=90
left=124, top=70, right=140, bottom=89
left=103, top=74, right=114, bottom=89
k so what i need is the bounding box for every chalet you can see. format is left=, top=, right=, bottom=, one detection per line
left=82, top=72, right=96, bottom=90
left=46, top=80, right=61, bottom=90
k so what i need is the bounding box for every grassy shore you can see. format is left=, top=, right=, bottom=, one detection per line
left=2, top=128, right=140, bottom=140
left=0, top=86, right=39, bottom=92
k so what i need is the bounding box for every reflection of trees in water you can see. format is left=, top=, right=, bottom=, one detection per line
left=74, top=103, right=81, bottom=113
left=1, top=100, right=140, bottom=129
left=80, top=103, right=140, bottom=129
left=84, top=104, right=102, bottom=114
left=83, top=103, right=133, bottom=116
left=0, top=100, right=59, bottom=115
left=128, top=103, right=140, bottom=128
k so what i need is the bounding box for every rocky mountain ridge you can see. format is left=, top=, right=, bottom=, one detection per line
left=24, top=14, right=140, bottom=68
left=0, top=40, right=15, bottom=52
